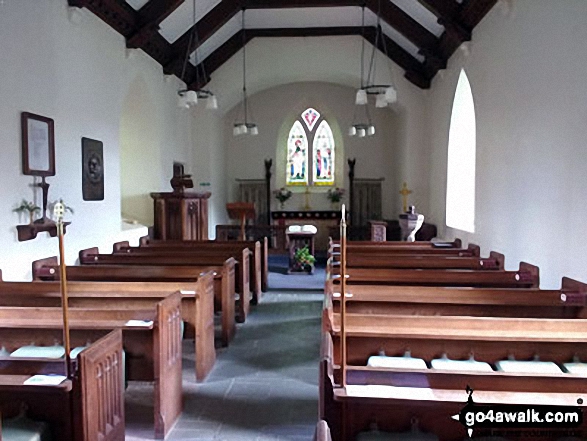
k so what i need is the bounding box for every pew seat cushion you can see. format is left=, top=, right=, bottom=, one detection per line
left=562, top=362, right=587, bottom=375
left=10, top=345, right=65, bottom=359
left=431, top=355, right=493, bottom=373
left=495, top=360, right=562, bottom=374
left=2, top=414, right=51, bottom=441
left=367, top=355, right=427, bottom=370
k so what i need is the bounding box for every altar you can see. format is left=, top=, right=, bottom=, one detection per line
left=271, top=210, right=341, bottom=253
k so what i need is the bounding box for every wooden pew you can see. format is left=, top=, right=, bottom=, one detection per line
left=0, top=329, right=124, bottom=441
left=323, top=278, right=587, bottom=358
left=78, top=247, right=251, bottom=322
left=321, top=315, right=587, bottom=440
left=32, top=256, right=236, bottom=347
left=331, top=261, right=539, bottom=288
left=326, top=251, right=505, bottom=279
left=329, top=240, right=480, bottom=257
left=0, top=274, right=216, bottom=381
left=0, top=297, right=182, bottom=439
left=114, top=240, right=262, bottom=304
left=136, top=236, right=269, bottom=294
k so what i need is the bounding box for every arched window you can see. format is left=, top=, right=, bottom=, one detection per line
left=286, top=108, right=335, bottom=186
left=446, top=69, right=476, bottom=232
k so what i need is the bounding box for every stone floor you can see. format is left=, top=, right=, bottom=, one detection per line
left=125, top=261, right=324, bottom=440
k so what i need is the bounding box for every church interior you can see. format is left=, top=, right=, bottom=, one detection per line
left=0, top=0, right=586, bottom=440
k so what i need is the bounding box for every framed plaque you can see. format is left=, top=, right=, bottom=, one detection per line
left=82, top=137, right=104, bottom=201
left=21, top=112, right=55, bottom=176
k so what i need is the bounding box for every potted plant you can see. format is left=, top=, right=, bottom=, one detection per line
left=326, top=187, right=345, bottom=209
left=13, top=199, right=41, bottom=224
left=273, top=187, right=292, bottom=210
left=293, top=245, right=316, bottom=273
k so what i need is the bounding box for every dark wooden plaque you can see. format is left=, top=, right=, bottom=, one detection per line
left=82, top=137, right=104, bottom=201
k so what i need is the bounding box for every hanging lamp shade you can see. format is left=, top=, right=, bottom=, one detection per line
left=357, top=128, right=366, bottom=138
left=367, top=125, right=376, bottom=136
left=348, top=126, right=357, bottom=136
left=185, top=90, right=198, bottom=106
left=206, top=94, right=218, bottom=110
left=375, top=93, right=388, bottom=108
left=385, top=86, right=397, bottom=103
left=355, top=89, right=368, bottom=105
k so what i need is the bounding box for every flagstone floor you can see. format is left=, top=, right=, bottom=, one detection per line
left=125, top=260, right=325, bottom=440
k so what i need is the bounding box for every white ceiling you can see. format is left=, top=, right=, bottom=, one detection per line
left=126, top=0, right=446, bottom=67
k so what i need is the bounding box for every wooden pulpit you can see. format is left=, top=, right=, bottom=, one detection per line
left=151, top=191, right=211, bottom=240
left=226, top=202, right=256, bottom=240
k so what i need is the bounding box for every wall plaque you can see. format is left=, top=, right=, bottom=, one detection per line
left=82, top=137, right=104, bottom=201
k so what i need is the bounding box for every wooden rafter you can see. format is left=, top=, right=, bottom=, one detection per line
left=127, top=0, right=185, bottom=49
left=189, top=26, right=432, bottom=91
left=69, top=0, right=498, bottom=90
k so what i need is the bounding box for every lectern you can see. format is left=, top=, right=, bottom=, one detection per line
left=226, top=202, right=256, bottom=240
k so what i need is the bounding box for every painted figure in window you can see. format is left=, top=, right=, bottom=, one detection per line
left=287, top=120, right=308, bottom=184
left=313, top=120, right=335, bottom=184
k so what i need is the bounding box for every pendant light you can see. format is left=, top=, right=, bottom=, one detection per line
left=177, top=0, right=218, bottom=110
left=353, top=1, right=397, bottom=109
left=233, top=8, right=258, bottom=136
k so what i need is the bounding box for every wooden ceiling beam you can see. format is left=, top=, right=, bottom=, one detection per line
left=189, top=26, right=431, bottom=91
left=127, top=0, right=185, bottom=49
left=68, top=0, right=137, bottom=38
left=363, top=0, right=445, bottom=70
left=418, top=0, right=471, bottom=51
left=438, top=0, right=498, bottom=67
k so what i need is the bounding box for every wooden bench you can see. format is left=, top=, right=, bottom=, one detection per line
left=326, top=252, right=505, bottom=279
left=324, top=277, right=587, bottom=332
left=137, top=236, right=269, bottom=294
left=321, top=316, right=587, bottom=440
left=0, top=273, right=216, bottom=381
left=0, top=296, right=182, bottom=439
left=331, top=261, right=539, bottom=288
left=32, top=256, right=236, bottom=347
left=79, top=247, right=251, bottom=322
left=329, top=241, right=480, bottom=257
left=114, top=240, right=262, bottom=305
left=0, top=329, right=124, bottom=441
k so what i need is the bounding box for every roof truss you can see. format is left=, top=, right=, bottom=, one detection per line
left=68, top=0, right=497, bottom=90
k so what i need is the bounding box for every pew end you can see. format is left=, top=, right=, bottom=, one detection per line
left=453, top=238, right=462, bottom=248
left=488, top=251, right=505, bottom=269
left=79, top=247, right=100, bottom=264
left=112, top=241, right=130, bottom=253
left=139, top=235, right=150, bottom=247
left=561, top=276, right=587, bottom=293
left=31, top=257, right=59, bottom=281
left=519, top=261, right=540, bottom=287
left=467, top=242, right=480, bottom=256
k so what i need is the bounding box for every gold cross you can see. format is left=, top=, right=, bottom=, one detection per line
left=399, top=182, right=412, bottom=213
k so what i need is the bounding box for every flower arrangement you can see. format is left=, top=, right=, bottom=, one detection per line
left=293, top=246, right=316, bottom=271
left=13, top=199, right=41, bottom=224
left=326, top=187, right=345, bottom=203
left=273, top=187, right=292, bottom=207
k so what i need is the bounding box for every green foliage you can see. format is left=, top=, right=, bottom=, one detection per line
left=13, top=199, right=40, bottom=214
left=294, top=246, right=315, bottom=267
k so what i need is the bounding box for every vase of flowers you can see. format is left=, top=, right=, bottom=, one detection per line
left=273, top=187, right=292, bottom=210
left=326, top=187, right=345, bottom=210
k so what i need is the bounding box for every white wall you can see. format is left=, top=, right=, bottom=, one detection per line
left=208, top=36, right=429, bottom=218
left=0, top=1, right=215, bottom=280
left=426, top=0, right=587, bottom=287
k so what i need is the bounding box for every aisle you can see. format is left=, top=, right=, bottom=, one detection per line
left=126, top=263, right=324, bottom=440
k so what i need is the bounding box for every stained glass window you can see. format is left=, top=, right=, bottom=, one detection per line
left=302, top=108, right=320, bottom=131
left=286, top=120, right=309, bottom=185
left=312, top=120, right=335, bottom=186
left=286, top=109, right=335, bottom=187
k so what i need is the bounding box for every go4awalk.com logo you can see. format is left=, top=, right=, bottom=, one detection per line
left=453, top=386, right=584, bottom=438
